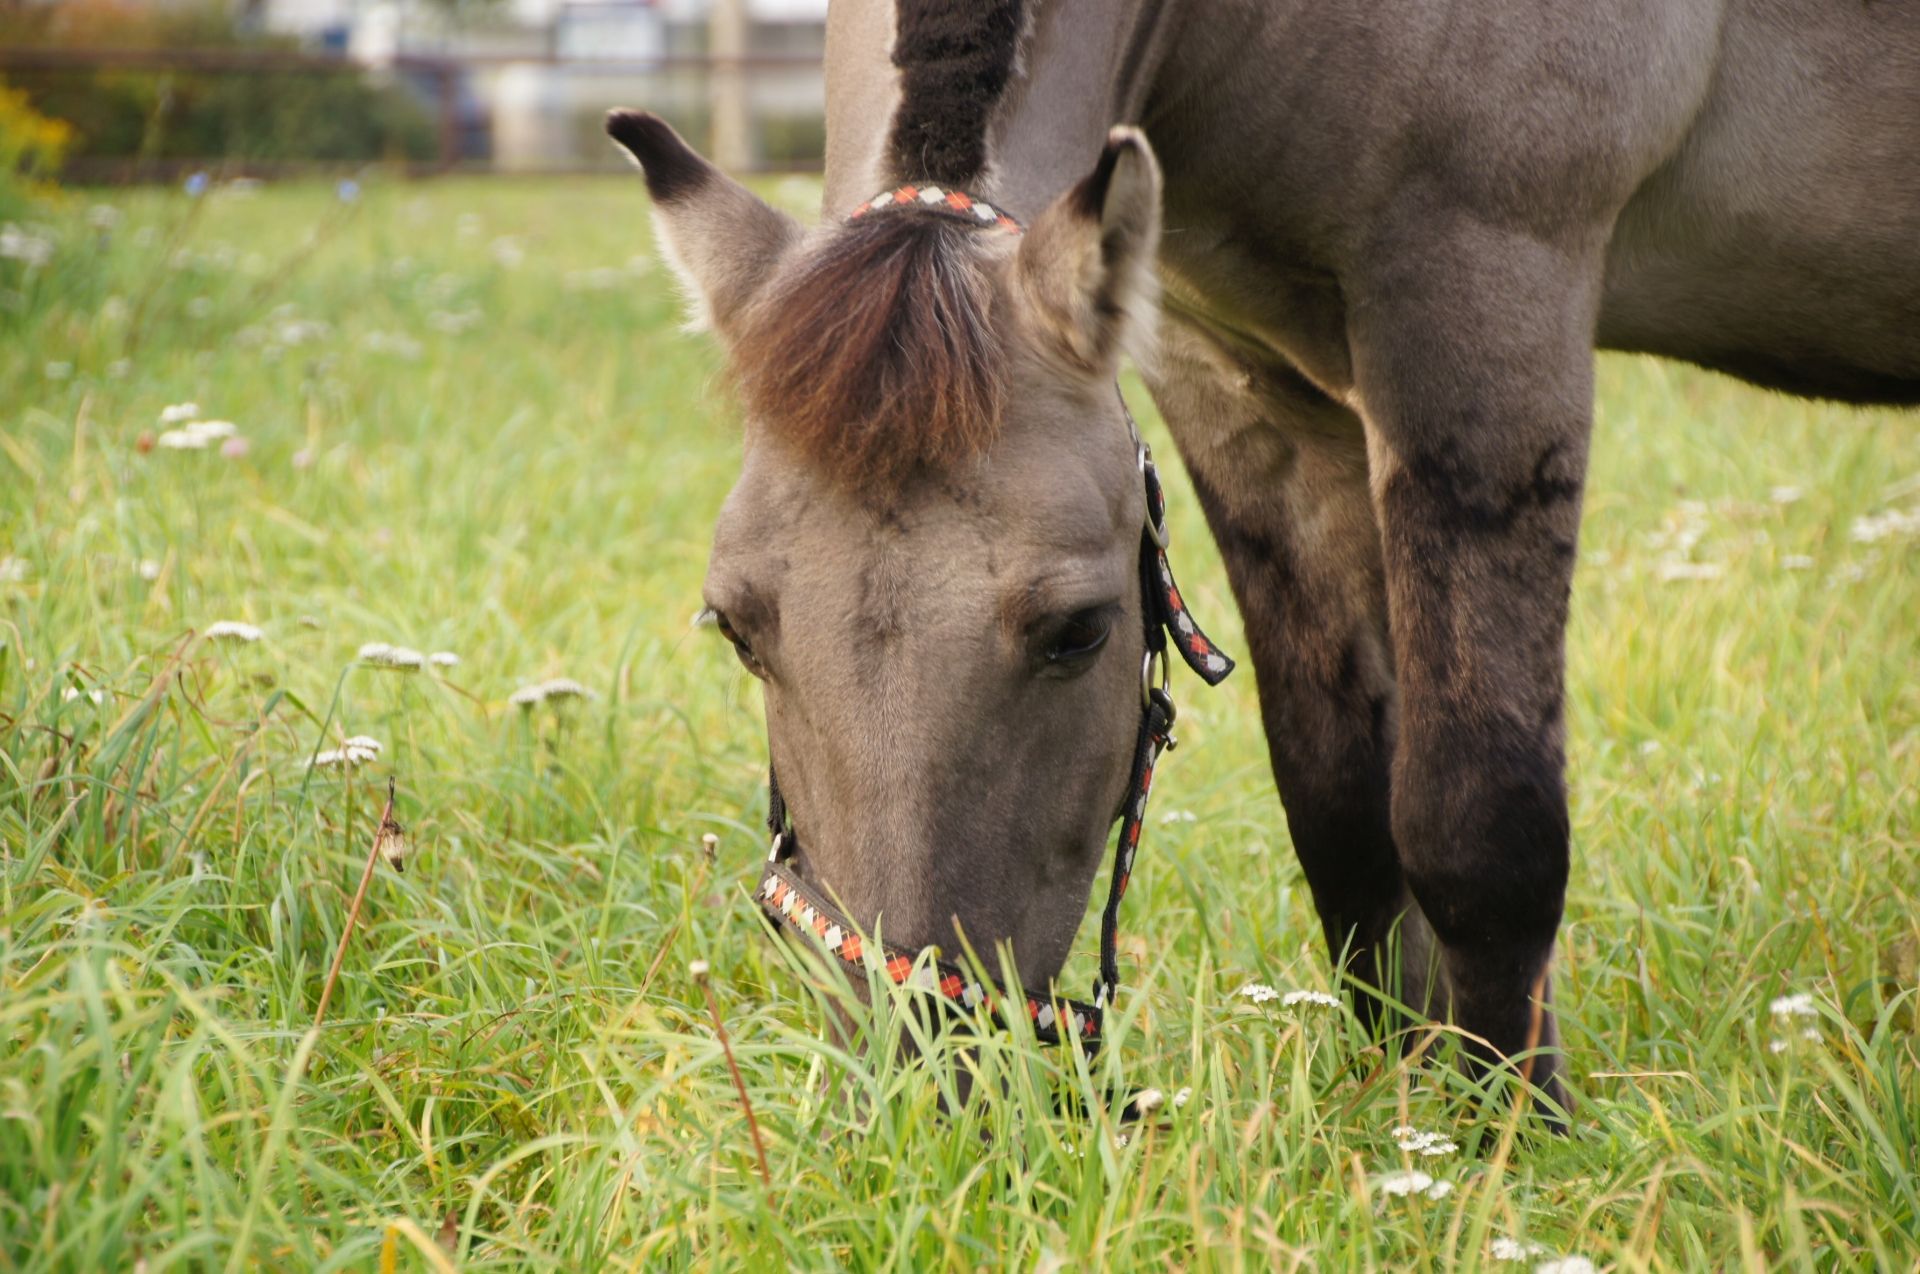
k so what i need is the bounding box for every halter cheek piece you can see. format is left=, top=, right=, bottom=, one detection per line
left=755, top=186, right=1234, bottom=1052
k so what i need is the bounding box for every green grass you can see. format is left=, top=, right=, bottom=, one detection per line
left=1, top=175, right=1915, bottom=1272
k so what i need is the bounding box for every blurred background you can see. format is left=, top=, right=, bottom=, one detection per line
left=0, top=0, right=827, bottom=183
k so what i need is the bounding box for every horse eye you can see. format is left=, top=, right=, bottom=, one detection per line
left=713, top=611, right=765, bottom=675
left=1046, top=609, right=1113, bottom=665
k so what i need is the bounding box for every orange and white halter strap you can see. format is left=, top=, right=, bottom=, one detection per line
left=848, top=183, right=1024, bottom=235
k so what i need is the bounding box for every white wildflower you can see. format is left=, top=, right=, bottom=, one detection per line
left=0, top=223, right=54, bottom=267
left=0, top=556, right=28, bottom=583
left=1656, top=560, right=1724, bottom=582
left=1131, top=1088, right=1164, bottom=1115
left=1374, top=1169, right=1451, bottom=1200
left=63, top=687, right=109, bottom=706
left=428, top=306, right=482, bottom=334
left=315, top=736, right=381, bottom=768
left=429, top=651, right=461, bottom=668
left=204, top=621, right=264, bottom=643
left=358, top=642, right=425, bottom=671
left=1802, top=1026, right=1821, bottom=1042
left=1158, top=809, right=1198, bottom=825
left=1768, top=1038, right=1789, bottom=1054
left=1392, top=1125, right=1458, bottom=1157
left=136, top=559, right=162, bottom=581
left=1782, top=554, right=1815, bottom=571
left=88, top=204, right=122, bottom=231
left=363, top=330, right=424, bottom=360
left=1535, top=1259, right=1596, bottom=1274
left=273, top=316, right=329, bottom=347
left=1114, top=1133, right=1129, bottom=1148
left=1238, top=982, right=1281, bottom=1005
left=489, top=236, right=525, bottom=268
left=1769, top=992, right=1817, bottom=1019
left=509, top=676, right=598, bottom=708
left=1172, top=1087, right=1192, bottom=1108
left=1769, top=485, right=1804, bottom=505
left=1849, top=507, right=1920, bottom=544
left=1283, top=989, right=1342, bottom=1010
left=155, top=419, right=239, bottom=451
left=1490, top=1237, right=1547, bottom=1263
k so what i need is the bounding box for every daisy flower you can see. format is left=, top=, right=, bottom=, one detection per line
left=1282, top=989, right=1341, bottom=1010
left=1374, top=1169, right=1452, bottom=1200
left=1391, top=1125, right=1458, bottom=1157
left=358, top=642, right=426, bottom=671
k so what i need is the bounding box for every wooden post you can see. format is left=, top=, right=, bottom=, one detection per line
left=436, top=63, right=459, bottom=172
left=709, top=0, right=750, bottom=171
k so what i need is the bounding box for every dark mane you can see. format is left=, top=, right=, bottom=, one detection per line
left=888, top=0, right=1026, bottom=186
left=732, top=214, right=1007, bottom=486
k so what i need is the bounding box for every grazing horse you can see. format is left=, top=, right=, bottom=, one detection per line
left=609, top=0, right=1920, bottom=1117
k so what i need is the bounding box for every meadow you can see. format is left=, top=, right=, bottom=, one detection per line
left=0, top=174, right=1914, bottom=1271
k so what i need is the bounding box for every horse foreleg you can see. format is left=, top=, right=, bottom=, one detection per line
left=1348, top=220, right=1599, bottom=1124
left=1147, top=315, right=1441, bottom=1034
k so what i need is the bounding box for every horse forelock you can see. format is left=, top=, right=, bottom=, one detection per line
left=731, top=214, right=1008, bottom=488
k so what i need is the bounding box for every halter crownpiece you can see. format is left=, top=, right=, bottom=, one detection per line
left=848, top=183, right=1024, bottom=235
left=755, top=426, right=1234, bottom=1053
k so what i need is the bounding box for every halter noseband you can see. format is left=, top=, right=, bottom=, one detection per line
left=754, top=186, right=1234, bottom=1052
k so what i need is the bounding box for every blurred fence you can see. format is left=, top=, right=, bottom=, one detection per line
left=0, top=46, right=826, bottom=181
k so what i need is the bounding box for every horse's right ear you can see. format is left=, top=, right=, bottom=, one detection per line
left=1013, top=126, right=1162, bottom=375
left=605, top=109, right=800, bottom=333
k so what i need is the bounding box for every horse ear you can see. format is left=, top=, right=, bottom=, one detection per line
left=1013, top=126, right=1162, bottom=373
left=605, top=109, right=800, bottom=333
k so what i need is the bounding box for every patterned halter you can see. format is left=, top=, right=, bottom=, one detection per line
left=754, top=185, right=1233, bottom=1053
left=848, top=183, right=1024, bottom=235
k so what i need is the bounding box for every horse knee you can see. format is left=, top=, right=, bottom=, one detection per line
left=1390, top=728, right=1569, bottom=958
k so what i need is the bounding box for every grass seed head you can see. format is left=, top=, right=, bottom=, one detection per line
left=377, top=817, right=408, bottom=873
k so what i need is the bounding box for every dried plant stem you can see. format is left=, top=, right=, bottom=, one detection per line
left=314, top=778, right=397, bottom=1031
left=693, top=965, right=772, bottom=1198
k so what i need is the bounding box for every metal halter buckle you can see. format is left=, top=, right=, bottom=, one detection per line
left=1140, top=648, right=1169, bottom=711
left=1138, top=443, right=1170, bottom=549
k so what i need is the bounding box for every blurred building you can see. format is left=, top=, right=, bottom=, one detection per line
left=260, top=0, right=827, bottom=170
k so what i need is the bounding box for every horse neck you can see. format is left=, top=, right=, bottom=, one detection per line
left=822, top=0, right=1175, bottom=221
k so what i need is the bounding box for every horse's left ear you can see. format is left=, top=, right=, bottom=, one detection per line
left=606, top=109, right=800, bottom=333
left=1013, top=126, right=1162, bottom=373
